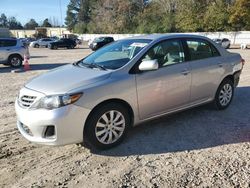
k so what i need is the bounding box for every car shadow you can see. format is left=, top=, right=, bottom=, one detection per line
left=30, top=56, right=48, bottom=58
left=90, top=86, right=250, bottom=156
left=0, top=63, right=67, bottom=73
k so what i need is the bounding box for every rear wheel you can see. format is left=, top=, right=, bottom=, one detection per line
left=34, top=44, right=39, bottom=48
left=85, top=103, right=130, bottom=149
left=8, top=55, right=23, bottom=67
left=214, top=78, right=234, bottom=110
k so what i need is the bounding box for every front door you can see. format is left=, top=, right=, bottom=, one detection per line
left=135, top=39, right=191, bottom=120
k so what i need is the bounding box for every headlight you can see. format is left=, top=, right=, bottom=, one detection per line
left=93, top=42, right=97, bottom=46
left=31, top=93, right=82, bottom=110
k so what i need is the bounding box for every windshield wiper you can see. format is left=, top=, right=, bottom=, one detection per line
left=75, top=62, right=93, bottom=69
left=89, top=63, right=107, bottom=70
left=74, top=61, right=107, bottom=70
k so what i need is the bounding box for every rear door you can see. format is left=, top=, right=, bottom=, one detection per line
left=39, top=39, right=46, bottom=46
left=60, top=39, right=67, bottom=47
left=135, top=39, right=191, bottom=119
left=185, top=38, right=222, bottom=103
left=0, top=39, right=16, bottom=63
left=0, top=39, right=6, bottom=62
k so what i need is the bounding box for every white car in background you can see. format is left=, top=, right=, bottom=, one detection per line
left=30, top=38, right=55, bottom=48
left=213, top=38, right=231, bottom=49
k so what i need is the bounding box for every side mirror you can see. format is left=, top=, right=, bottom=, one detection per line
left=139, top=59, right=159, bottom=71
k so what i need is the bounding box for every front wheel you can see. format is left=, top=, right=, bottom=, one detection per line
left=85, top=103, right=130, bottom=149
left=214, top=78, right=234, bottom=110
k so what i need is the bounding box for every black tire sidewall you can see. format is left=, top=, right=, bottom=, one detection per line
left=85, top=103, right=130, bottom=149
left=8, top=55, right=22, bottom=67
left=214, top=79, right=234, bottom=110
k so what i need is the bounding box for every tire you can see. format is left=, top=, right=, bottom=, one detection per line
left=34, top=44, right=39, bottom=48
left=85, top=103, right=130, bottom=149
left=214, top=78, right=234, bottom=110
left=8, top=55, right=23, bottom=68
left=53, top=45, right=58, bottom=50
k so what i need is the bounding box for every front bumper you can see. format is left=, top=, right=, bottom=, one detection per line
left=15, top=100, right=91, bottom=146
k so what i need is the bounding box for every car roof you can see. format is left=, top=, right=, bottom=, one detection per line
left=124, top=33, right=212, bottom=41
left=0, top=38, right=17, bottom=40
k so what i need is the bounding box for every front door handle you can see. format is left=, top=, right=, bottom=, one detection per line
left=181, top=69, right=190, bottom=75
left=218, top=63, right=223, bottom=67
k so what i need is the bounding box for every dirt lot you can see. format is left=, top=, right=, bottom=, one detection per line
left=0, top=46, right=249, bottom=188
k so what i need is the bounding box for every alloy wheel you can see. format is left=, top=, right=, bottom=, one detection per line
left=219, top=83, right=233, bottom=106
left=95, top=110, right=126, bottom=145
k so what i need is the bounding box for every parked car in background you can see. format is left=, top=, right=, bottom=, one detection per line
left=75, top=38, right=82, bottom=45
left=89, top=37, right=114, bottom=51
left=213, top=38, right=231, bottom=49
left=88, top=39, right=93, bottom=47
left=20, top=38, right=36, bottom=46
left=30, top=38, right=55, bottom=48
left=15, top=34, right=244, bottom=149
left=0, top=38, right=29, bottom=67
left=48, top=38, right=76, bottom=49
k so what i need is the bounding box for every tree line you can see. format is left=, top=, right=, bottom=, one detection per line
left=0, top=13, right=60, bottom=29
left=65, top=0, right=250, bottom=34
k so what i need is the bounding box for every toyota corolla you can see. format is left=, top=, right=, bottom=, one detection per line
left=15, top=34, right=244, bottom=149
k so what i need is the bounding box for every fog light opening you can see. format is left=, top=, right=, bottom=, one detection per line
left=44, top=126, right=55, bottom=139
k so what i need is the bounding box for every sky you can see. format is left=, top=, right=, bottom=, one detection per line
left=0, top=0, right=70, bottom=26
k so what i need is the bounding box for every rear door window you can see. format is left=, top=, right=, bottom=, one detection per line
left=186, top=39, right=220, bottom=61
left=2, top=39, right=17, bottom=47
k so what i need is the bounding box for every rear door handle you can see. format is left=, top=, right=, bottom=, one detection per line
left=181, top=69, right=190, bottom=75
left=6, top=49, right=10, bottom=51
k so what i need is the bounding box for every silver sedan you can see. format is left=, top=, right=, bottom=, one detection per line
left=15, top=34, right=244, bottom=149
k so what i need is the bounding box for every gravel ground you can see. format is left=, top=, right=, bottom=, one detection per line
left=0, top=46, right=249, bottom=188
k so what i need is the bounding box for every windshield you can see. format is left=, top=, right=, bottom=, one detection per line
left=79, top=39, right=152, bottom=70
left=94, top=37, right=105, bottom=42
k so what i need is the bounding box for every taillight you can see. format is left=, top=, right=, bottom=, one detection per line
left=241, top=58, right=245, bottom=66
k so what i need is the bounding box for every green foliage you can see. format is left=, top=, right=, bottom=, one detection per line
left=175, top=0, right=206, bottom=32
left=24, top=19, right=39, bottom=29
left=204, top=0, right=230, bottom=31
left=73, top=22, right=88, bottom=33
left=0, top=13, right=8, bottom=27
left=64, top=0, right=250, bottom=33
left=229, top=0, right=250, bottom=30
left=65, top=0, right=96, bottom=32
left=42, top=18, right=52, bottom=27
left=8, top=17, right=23, bottom=29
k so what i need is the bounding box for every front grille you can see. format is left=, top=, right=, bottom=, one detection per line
left=19, top=95, right=36, bottom=108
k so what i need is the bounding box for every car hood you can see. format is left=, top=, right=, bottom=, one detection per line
left=25, top=64, right=111, bottom=95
